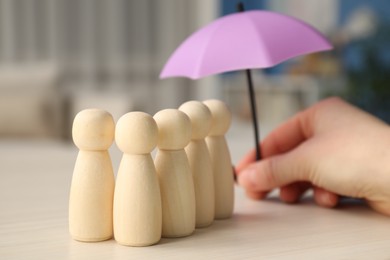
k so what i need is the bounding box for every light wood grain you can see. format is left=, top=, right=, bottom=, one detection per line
left=185, top=140, right=215, bottom=228
left=204, top=100, right=234, bottom=220
left=69, top=109, right=115, bottom=242
left=1, top=124, right=390, bottom=259
left=154, top=109, right=196, bottom=238
left=180, top=101, right=215, bottom=228
left=114, top=112, right=162, bottom=246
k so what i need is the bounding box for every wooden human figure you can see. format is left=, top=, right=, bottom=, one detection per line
left=203, top=100, right=234, bottom=219
left=154, top=109, right=196, bottom=237
left=114, top=112, right=162, bottom=246
left=69, top=109, right=115, bottom=242
left=179, top=101, right=215, bottom=228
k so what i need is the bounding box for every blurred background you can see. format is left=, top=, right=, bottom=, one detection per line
left=0, top=0, right=389, bottom=142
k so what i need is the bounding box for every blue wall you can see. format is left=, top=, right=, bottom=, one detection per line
left=220, top=0, right=265, bottom=16
left=338, top=0, right=390, bottom=25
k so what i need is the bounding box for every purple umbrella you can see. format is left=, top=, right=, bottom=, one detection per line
left=160, top=3, right=332, bottom=161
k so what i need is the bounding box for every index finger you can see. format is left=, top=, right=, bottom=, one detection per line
left=262, top=109, right=313, bottom=157
left=236, top=109, right=314, bottom=174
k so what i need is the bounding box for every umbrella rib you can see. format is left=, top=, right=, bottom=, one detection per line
left=245, top=14, right=273, bottom=67
left=194, top=22, right=224, bottom=78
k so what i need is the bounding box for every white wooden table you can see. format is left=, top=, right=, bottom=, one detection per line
left=1, top=121, right=390, bottom=259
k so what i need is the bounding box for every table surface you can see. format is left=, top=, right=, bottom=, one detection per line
left=1, top=120, right=390, bottom=260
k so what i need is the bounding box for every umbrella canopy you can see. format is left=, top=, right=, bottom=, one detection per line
left=160, top=10, right=332, bottom=79
left=160, top=8, right=332, bottom=161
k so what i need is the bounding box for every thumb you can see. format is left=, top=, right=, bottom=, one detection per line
left=238, top=151, right=312, bottom=192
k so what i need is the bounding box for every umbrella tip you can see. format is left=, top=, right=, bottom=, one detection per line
left=237, top=2, right=244, bottom=12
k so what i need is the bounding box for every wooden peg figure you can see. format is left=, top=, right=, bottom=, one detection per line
left=114, top=112, right=162, bottom=246
left=203, top=100, right=234, bottom=219
left=179, top=101, right=215, bottom=228
left=69, top=109, right=115, bottom=242
left=154, top=109, right=196, bottom=238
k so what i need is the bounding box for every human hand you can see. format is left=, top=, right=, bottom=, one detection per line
left=236, top=97, right=390, bottom=216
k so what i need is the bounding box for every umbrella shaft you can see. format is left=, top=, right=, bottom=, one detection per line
left=245, top=69, right=261, bottom=161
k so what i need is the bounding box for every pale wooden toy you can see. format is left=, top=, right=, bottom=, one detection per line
left=69, top=109, right=115, bottom=242
left=154, top=109, right=196, bottom=238
left=179, top=101, right=215, bottom=228
left=203, top=100, right=234, bottom=220
left=114, top=112, right=162, bottom=247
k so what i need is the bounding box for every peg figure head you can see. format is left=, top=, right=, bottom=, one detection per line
left=179, top=100, right=212, bottom=140
left=153, top=109, right=191, bottom=150
left=72, top=109, right=115, bottom=150
left=115, top=112, right=158, bottom=154
left=203, top=100, right=232, bottom=136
